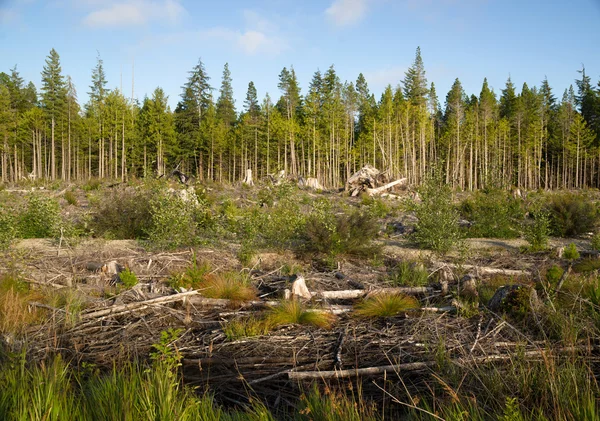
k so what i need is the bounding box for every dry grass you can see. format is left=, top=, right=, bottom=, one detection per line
left=201, top=272, right=256, bottom=301
left=0, top=275, right=42, bottom=334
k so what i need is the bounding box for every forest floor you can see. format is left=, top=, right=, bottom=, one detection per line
left=0, top=181, right=599, bottom=419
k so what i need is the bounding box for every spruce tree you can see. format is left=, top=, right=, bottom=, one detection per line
left=41, top=48, right=67, bottom=179
left=403, top=46, right=428, bottom=107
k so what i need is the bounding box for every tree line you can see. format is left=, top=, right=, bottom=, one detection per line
left=1, top=47, right=599, bottom=190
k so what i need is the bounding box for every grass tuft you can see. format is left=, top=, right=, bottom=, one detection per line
left=268, top=300, right=335, bottom=329
left=355, top=293, right=419, bottom=318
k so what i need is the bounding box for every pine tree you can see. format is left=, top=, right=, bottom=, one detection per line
left=575, top=66, right=600, bottom=138
left=216, top=63, right=236, bottom=127
left=41, top=48, right=67, bottom=179
left=403, top=47, right=429, bottom=107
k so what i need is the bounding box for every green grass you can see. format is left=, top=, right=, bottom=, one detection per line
left=267, top=300, right=335, bottom=328
left=355, top=293, right=419, bottom=318
left=387, top=261, right=429, bottom=287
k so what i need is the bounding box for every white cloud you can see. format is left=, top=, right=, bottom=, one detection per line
left=325, top=0, right=368, bottom=27
left=83, top=0, right=185, bottom=28
left=364, top=66, right=407, bottom=90
left=199, top=27, right=287, bottom=56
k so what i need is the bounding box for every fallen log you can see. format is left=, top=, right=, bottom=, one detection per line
left=80, top=290, right=199, bottom=320
left=287, top=345, right=598, bottom=380
left=318, top=286, right=433, bottom=300
left=365, top=178, right=407, bottom=196
left=439, top=263, right=529, bottom=278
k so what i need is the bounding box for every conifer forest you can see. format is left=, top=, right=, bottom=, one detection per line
left=2, top=47, right=599, bottom=190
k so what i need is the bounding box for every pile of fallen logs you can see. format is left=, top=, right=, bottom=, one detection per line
left=346, top=165, right=407, bottom=197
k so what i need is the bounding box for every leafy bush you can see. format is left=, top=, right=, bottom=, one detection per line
left=545, top=265, right=564, bottom=287
left=460, top=188, right=523, bottom=238
left=91, top=187, right=154, bottom=239
left=18, top=194, right=62, bottom=238
left=409, top=174, right=462, bottom=254
left=546, top=192, right=598, bottom=237
left=355, top=293, right=419, bottom=318
left=591, top=233, right=600, bottom=251
left=302, top=201, right=380, bottom=258
left=145, top=191, right=207, bottom=250
left=522, top=209, right=550, bottom=252
left=119, top=269, right=138, bottom=288
left=563, top=243, right=580, bottom=260
left=0, top=205, right=16, bottom=249
left=64, top=190, right=78, bottom=206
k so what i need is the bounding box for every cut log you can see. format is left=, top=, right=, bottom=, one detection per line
left=80, top=290, right=199, bottom=320
left=439, top=263, right=528, bottom=278
left=318, top=286, right=433, bottom=300
left=366, top=178, right=407, bottom=196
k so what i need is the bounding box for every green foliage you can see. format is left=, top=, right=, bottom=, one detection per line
left=460, top=189, right=523, bottom=238
left=18, top=194, right=61, bottom=238
left=0, top=205, right=16, bottom=249
left=82, top=178, right=102, bottom=191
left=545, top=265, right=564, bottom=287
left=590, top=233, right=600, bottom=251
left=361, top=195, right=392, bottom=218
left=119, top=269, right=138, bottom=288
left=90, top=187, right=154, bottom=239
left=522, top=210, right=550, bottom=252
left=64, top=190, right=78, bottom=206
left=298, top=385, right=377, bottom=421
left=572, top=258, right=600, bottom=274
left=302, top=201, right=380, bottom=258
left=387, top=260, right=429, bottom=287
left=223, top=316, right=271, bottom=340
left=145, top=191, right=204, bottom=250
left=562, top=243, right=580, bottom=260
left=168, top=259, right=212, bottom=290
left=355, top=293, right=419, bottom=318
left=268, top=300, right=335, bottom=329
left=546, top=192, right=598, bottom=237
left=410, top=174, right=462, bottom=254
left=150, top=328, right=183, bottom=368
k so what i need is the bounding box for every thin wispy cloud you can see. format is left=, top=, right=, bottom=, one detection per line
left=82, top=0, right=185, bottom=28
left=364, top=65, right=407, bottom=90
left=325, top=0, right=369, bottom=27
left=199, top=25, right=288, bottom=56
left=0, top=7, right=18, bottom=25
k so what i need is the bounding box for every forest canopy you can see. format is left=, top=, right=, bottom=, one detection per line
left=1, top=47, right=599, bottom=190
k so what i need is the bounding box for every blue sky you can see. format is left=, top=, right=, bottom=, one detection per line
left=1, top=0, right=599, bottom=111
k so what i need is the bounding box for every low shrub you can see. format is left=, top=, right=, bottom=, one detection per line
left=387, top=260, right=429, bottom=287
left=522, top=210, right=550, bottom=252
left=18, top=194, right=61, bottom=238
left=0, top=205, right=16, bottom=249
left=119, top=269, right=138, bottom=288
left=562, top=243, right=580, bottom=260
left=460, top=188, right=523, bottom=238
left=546, top=192, right=599, bottom=237
left=90, top=187, right=154, bottom=239
left=64, top=190, right=78, bottom=206
left=409, top=174, right=462, bottom=254
left=355, top=293, right=419, bottom=318
left=302, top=202, right=380, bottom=258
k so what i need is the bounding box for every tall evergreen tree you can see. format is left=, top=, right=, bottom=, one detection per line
left=41, top=48, right=67, bottom=179
left=403, top=46, right=429, bottom=107
left=216, top=63, right=236, bottom=127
